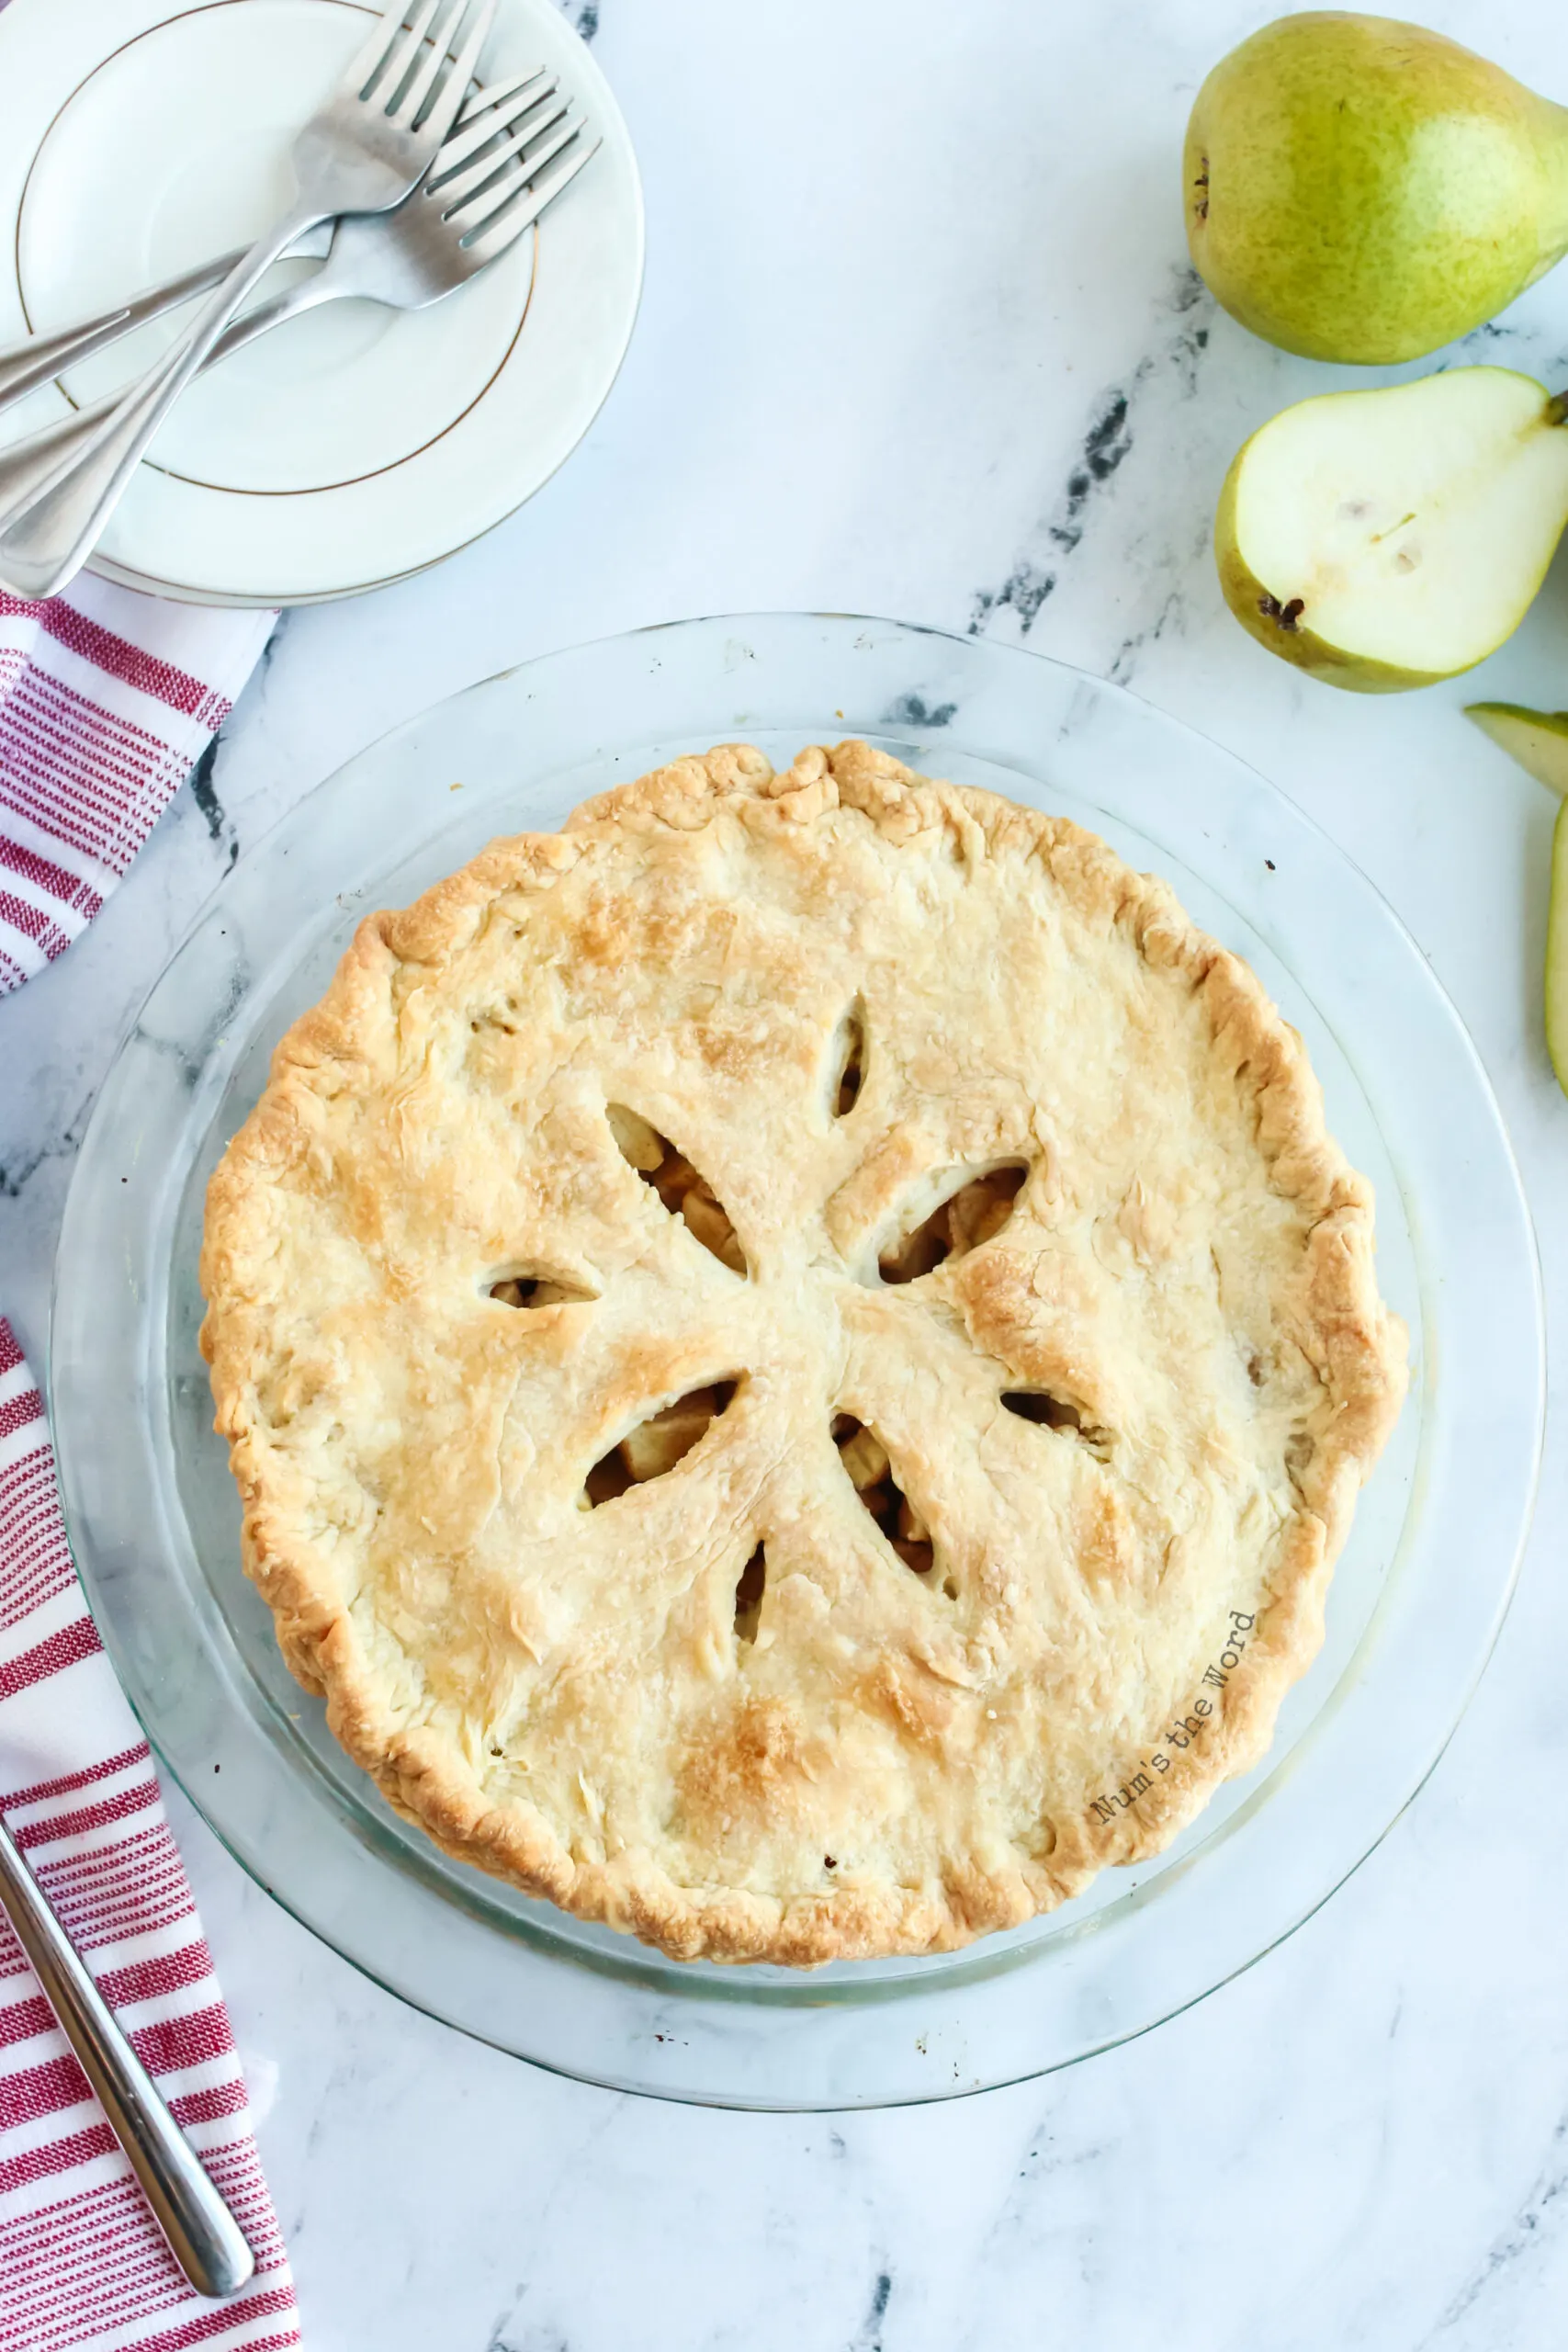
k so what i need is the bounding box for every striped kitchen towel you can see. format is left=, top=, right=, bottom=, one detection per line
left=0, top=1320, right=299, bottom=2351
left=0, top=577, right=275, bottom=994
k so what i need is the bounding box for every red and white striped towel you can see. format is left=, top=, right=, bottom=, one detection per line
left=0, top=577, right=275, bottom=994
left=0, top=1320, right=299, bottom=2351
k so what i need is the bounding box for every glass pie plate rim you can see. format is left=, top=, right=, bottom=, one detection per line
left=50, top=611, right=1542, bottom=2109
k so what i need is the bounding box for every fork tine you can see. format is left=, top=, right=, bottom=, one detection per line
left=464, top=135, right=600, bottom=266
left=362, top=0, right=438, bottom=104
left=338, top=0, right=414, bottom=98
left=364, top=0, right=438, bottom=104
left=389, top=0, right=468, bottom=120
left=454, top=66, right=547, bottom=134
left=450, top=121, right=580, bottom=234
left=453, top=119, right=581, bottom=236
left=434, top=95, right=570, bottom=210
left=436, top=75, right=557, bottom=179
left=416, top=0, right=497, bottom=143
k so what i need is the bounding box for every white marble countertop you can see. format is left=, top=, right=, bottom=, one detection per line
left=6, top=0, right=1568, bottom=2343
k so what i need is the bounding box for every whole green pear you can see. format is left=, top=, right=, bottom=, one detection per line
left=1185, top=13, right=1568, bottom=363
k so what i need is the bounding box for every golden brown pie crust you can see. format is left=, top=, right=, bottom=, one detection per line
left=199, top=741, right=1406, bottom=1964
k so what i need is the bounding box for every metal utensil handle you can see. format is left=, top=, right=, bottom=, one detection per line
left=0, top=249, right=248, bottom=418
left=0, top=1811, right=255, bottom=2300
left=0, top=274, right=334, bottom=518
left=0, top=198, right=323, bottom=598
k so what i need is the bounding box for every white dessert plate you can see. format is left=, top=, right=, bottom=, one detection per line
left=51, top=618, right=1542, bottom=2108
left=0, top=0, right=643, bottom=605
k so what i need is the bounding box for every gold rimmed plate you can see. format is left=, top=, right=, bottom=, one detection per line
left=0, top=0, right=643, bottom=604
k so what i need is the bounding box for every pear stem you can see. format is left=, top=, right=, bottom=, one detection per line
left=1550, top=391, right=1568, bottom=427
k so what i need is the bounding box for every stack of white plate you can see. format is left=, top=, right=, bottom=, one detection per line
left=0, top=0, right=644, bottom=605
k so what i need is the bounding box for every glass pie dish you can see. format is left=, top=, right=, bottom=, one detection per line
left=51, top=614, right=1542, bottom=2108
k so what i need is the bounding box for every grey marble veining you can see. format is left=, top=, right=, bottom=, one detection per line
left=6, top=0, right=1568, bottom=2343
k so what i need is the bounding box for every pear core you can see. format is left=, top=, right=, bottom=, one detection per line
left=1220, top=369, right=1568, bottom=685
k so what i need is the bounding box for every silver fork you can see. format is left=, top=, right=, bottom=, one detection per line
left=0, top=0, right=496, bottom=600
left=0, top=1812, right=254, bottom=2300
left=0, top=82, right=597, bottom=520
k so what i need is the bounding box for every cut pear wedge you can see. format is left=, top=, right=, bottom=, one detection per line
left=1551, top=803, right=1568, bottom=1099
left=1466, top=702, right=1568, bottom=796
left=1465, top=700, right=1568, bottom=1096
left=1216, top=369, right=1568, bottom=692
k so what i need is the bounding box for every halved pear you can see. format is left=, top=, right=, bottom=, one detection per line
left=1465, top=700, right=1568, bottom=1094
left=1215, top=368, right=1568, bottom=692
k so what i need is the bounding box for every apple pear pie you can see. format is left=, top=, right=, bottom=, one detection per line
left=200, top=740, right=1406, bottom=1964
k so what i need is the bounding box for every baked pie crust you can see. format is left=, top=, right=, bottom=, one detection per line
left=200, top=741, right=1407, bottom=1964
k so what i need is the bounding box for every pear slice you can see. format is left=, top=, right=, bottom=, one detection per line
left=1466, top=703, right=1568, bottom=796
left=1550, top=802, right=1568, bottom=1098
left=1215, top=369, right=1568, bottom=693
left=1465, top=700, right=1568, bottom=1094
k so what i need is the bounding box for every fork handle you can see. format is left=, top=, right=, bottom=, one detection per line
left=0, top=251, right=247, bottom=418
left=0, top=273, right=341, bottom=519
left=0, top=198, right=324, bottom=600
left=0, top=1810, right=255, bottom=2300
left=0, top=225, right=336, bottom=424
